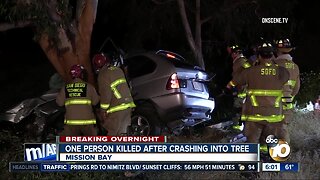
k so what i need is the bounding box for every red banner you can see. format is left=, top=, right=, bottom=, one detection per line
left=59, top=136, right=166, bottom=143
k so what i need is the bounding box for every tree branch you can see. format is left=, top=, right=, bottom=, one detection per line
left=176, top=0, right=196, bottom=53
left=0, top=21, right=32, bottom=32
left=39, top=33, right=68, bottom=82
left=77, top=0, right=98, bottom=40
left=195, top=0, right=201, bottom=49
left=75, top=0, right=98, bottom=84
left=195, top=0, right=204, bottom=70
left=76, top=0, right=86, bottom=23
left=201, top=16, right=213, bottom=25
left=46, top=0, right=62, bottom=23
left=57, top=26, right=73, bottom=52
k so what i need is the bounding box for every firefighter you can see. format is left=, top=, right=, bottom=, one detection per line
left=56, top=65, right=100, bottom=136
left=227, top=41, right=289, bottom=149
left=227, top=45, right=252, bottom=80
left=274, top=38, right=300, bottom=143
left=92, top=53, right=136, bottom=136
left=226, top=45, right=251, bottom=131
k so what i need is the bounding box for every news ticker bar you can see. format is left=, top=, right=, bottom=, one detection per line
left=58, top=153, right=258, bottom=162
left=10, top=162, right=299, bottom=172
left=262, top=163, right=299, bottom=172
left=9, top=162, right=259, bottom=172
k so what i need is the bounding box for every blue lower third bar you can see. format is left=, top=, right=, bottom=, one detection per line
left=280, top=162, right=299, bottom=172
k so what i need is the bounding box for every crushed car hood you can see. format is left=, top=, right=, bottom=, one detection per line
left=0, top=89, right=59, bottom=123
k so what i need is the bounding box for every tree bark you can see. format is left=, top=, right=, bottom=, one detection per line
left=177, top=0, right=196, bottom=54
left=75, top=0, right=99, bottom=84
left=0, top=0, right=100, bottom=84
left=39, top=34, right=68, bottom=82
left=195, top=0, right=205, bottom=70
left=177, top=0, right=205, bottom=70
left=38, top=0, right=98, bottom=84
left=0, top=21, right=32, bottom=31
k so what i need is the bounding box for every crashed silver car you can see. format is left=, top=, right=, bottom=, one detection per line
left=125, top=50, right=215, bottom=135
left=0, top=76, right=65, bottom=141
left=1, top=90, right=59, bottom=123
left=0, top=50, right=215, bottom=137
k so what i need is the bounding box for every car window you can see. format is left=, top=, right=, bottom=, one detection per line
left=155, top=51, right=194, bottom=69
left=125, top=56, right=157, bottom=79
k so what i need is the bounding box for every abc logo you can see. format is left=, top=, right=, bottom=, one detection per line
left=266, top=135, right=290, bottom=161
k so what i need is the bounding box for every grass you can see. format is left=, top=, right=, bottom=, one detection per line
left=145, top=111, right=320, bottom=180
left=1, top=111, right=319, bottom=179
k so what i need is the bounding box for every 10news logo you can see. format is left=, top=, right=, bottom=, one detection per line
left=266, top=135, right=291, bottom=161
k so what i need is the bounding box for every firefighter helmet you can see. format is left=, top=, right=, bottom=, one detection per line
left=92, top=53, right=110, bottom=73
left=274, top=38, right=293, bottom=53
left=227, top=44, right=242, bottom=54
left=257, top=41, right=274, bottom=58
left=70, top=64, right=85, bottom=79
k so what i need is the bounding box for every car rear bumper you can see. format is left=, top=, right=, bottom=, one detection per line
left=151, top=93, right=215, bottom=121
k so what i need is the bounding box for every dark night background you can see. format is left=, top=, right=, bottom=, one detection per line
left=0, top=0, right=319, bottom=112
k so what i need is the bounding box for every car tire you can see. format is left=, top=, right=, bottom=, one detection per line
left=131, top=104, right=162, bottom=136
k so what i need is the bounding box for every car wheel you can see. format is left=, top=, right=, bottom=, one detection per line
left=131, top=104, right=162, bottom=136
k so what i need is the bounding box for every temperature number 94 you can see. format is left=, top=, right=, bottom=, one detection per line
left=248, top=164, right=255, bottom=170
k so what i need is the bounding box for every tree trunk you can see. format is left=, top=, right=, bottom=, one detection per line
left=39, top=0, right=98, bottom=84
left=177, top=0, right=196, bottom=54
left=177, top=0, right=205, bottom=70
left=195, top=0, right=205, bottom=70
left=39, top=34, right=69, bottom=82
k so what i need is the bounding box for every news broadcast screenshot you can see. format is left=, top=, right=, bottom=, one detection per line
left=7, top=135, right=300, bottom=177
left=1, top=0, right=319, bottom=179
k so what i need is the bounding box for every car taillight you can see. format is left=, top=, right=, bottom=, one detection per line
left=166, top=53, right=176, bottom=59
left=166, top=73, right=180, bottom=90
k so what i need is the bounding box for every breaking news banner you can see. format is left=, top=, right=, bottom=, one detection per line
left=9, top=162, right=260, bottom=172
left=261, top=162, right=299, bottom=172
left=58, top=136, right=166, bottom=143
left=23, top=136, right=165, bottom=161
left=58, top=143, right=259, bottom=162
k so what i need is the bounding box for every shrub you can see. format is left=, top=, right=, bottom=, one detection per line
left=295, top=70, right=320, bottom=107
